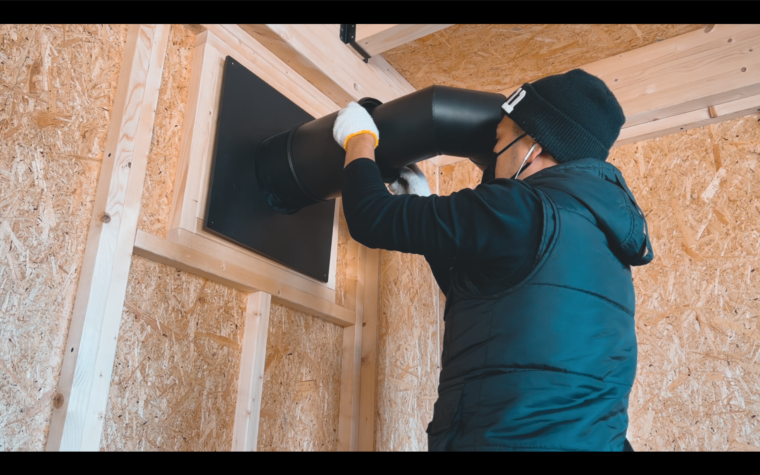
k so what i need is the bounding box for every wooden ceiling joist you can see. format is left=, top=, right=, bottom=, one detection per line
left=616, top=92, right=760, bottom=146
left=237, top=24, right=416, bottom=107
left=584, top=24, right=760, bottom=129
left=434, top=24, right=760, bottom=166
left=355, top=24, right=453, bottom=57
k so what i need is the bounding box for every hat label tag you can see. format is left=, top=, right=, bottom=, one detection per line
left=502, top=88, right=526, bottom=114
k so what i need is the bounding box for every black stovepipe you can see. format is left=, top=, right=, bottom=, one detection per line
left=255, top=85, right=506, bottom=214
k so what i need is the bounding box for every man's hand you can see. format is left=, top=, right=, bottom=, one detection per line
left=334, top=101, right=378, bottom=143
left=388, top=163, right=431, bottom=196
left=334, top=101, right=379, bottom=168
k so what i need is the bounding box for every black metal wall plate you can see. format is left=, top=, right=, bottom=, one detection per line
left=204, top=56, right=335, bottom=283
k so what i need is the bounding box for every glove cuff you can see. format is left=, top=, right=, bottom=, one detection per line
left=343, top=130, right=379, bottom=150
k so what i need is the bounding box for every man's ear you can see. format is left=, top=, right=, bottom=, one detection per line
left=526, top=143, right=543, bottom=164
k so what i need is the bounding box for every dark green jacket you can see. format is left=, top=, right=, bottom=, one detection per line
left=427, top=159, right=653, bottom=451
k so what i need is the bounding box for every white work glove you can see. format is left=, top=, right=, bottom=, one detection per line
left=388, top=163, right=431, bottom=196
left=332, top=102, right=379, bottom=150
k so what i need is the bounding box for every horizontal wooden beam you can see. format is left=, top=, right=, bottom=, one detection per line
left=355, top=24, right=453, bottom=56
left=430, top=155, right=468, bottom=168
left=616, top=92, right=760, bottom=146
left=133, top=230, right=355, bottom=327
left=438, top=25, right=760, bottom=168
left=584, top=24, right=760, bottom=128
left=500, top=25, right=760, bottom=129
left=237, top=24, right=415, bottom=106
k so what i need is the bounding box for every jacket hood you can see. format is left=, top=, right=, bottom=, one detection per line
left=525, top=158, right=654, bottom=266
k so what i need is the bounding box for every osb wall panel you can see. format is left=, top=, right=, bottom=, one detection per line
left=101, top=255, right=247, bottom=451
left=374, top=158, right=441, bottom=451
left=375, top=249, right=440, bottom=451
left=609, top=114, right=760, bottom=451
left=0, top=24, right=128, bottom=451
left=383, top=24, right=704, bottom=93
left=137, top=25, right=195, bottom=239
left=430, top=115, right=760, bottom=451
left=115, top=24, right=349, bottom=451
left=439, top=160, right=482, bottom=197
left=256, top=302, right=343, bottom=451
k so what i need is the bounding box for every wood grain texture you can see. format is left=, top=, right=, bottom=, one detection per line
left=0, top=24, right=129, bottom=452
left=370, top=158, right=441, bottom=451
left=232, top=291, right=272, bottom=451
left=133, top=230, right=354, bottom=327
left=383, top=24, right=704, bottom=94
left=101, top=255, right=246, bottom=451
left=137, top=25, right=195, bottom=239
left=580, top=25, right=760, bottom=127
left=256, top=302, right=344, bottom=451
left=616, top=94, right=760, bottom=146
left=337, top=241, right=365, bottom=450
left=358, top=247, right=381, bottom=451
left=46, top=24, right=170, bottom=451
left=239, top=24, right=415, bottom=106
left=356, top=25, right=453, bottom=56
left=420, top=25, right=760, bottom=168
left=609, top=114, right=760, bottom=451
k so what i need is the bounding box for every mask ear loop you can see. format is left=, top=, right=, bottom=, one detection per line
left=514, top=143, right=539, bottom=180
left=495, top=132, right=526, bottom=159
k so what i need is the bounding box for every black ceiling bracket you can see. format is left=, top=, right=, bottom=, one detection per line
left=340, top=24, right=371, bottom=63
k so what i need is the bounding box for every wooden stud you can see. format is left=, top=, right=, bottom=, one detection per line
left=355, top=24, right=453, bottom=57
left=46, top=24, right=170, bottom=451
left=338, top=240, right=365, bottom=451
left=358, top=247, right=381, bottom=451
left=166, top=227, right=335, bottom=302
left=168, top=31, right=223, bottom=234
left=232, top=291, right=272, bottom=451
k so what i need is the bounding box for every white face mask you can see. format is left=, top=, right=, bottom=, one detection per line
left=514, top=143, right=539, bottom=180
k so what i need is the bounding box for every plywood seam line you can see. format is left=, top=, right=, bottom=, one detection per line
left=431, top=24, right=760, bottom=167
left=45, top=24, right=171, bottom=451
left=232, top=291, right=272, bottom=451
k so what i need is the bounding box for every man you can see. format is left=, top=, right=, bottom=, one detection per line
left=334, top=70, right=653, bottom=451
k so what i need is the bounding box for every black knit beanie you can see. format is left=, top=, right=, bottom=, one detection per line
left=502, top=69, right=625, bottom=163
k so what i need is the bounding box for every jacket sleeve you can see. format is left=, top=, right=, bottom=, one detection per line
left=341, top=158, right=543, bottom=264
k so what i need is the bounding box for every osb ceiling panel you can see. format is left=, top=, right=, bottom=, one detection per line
left=382, top=24, right=706, bottom=93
